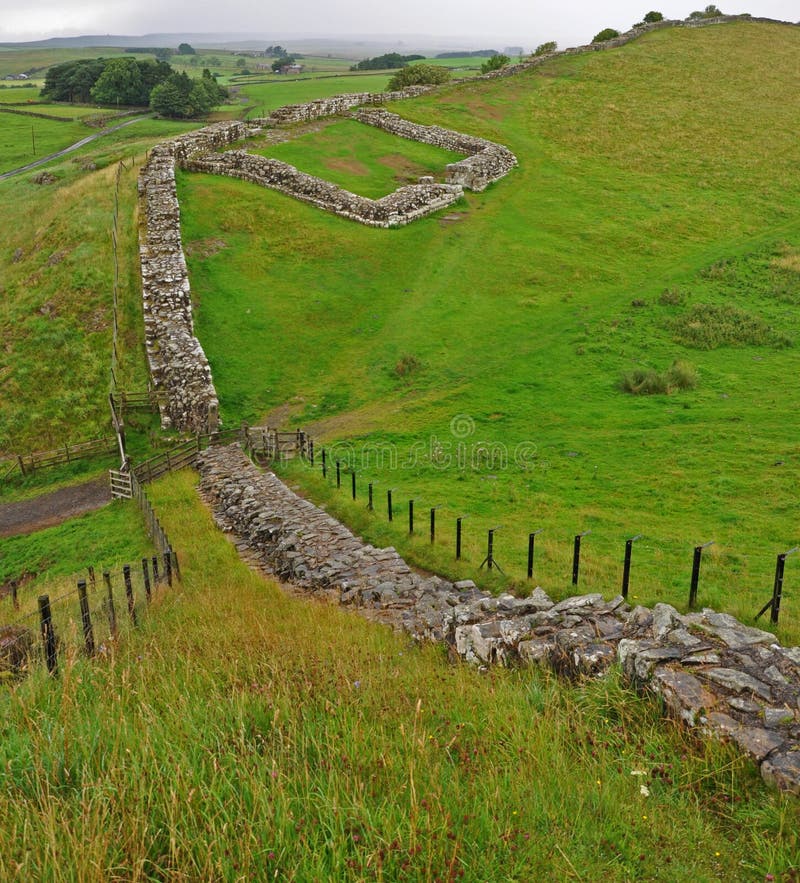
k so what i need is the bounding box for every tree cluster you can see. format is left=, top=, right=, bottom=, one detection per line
left=688, top=4, right=723, bottom=18
left=386, top=64, right=451, bottom=91
left=42, top=57, right=172, bottom=104
left=351, top=53, right=425, bottom=71
left=41, top=57, right=226, bottom=117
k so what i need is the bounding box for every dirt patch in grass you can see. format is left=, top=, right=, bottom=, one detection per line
left=323, top=156, right=370, bottom=177
left=772, top=244, right=800, bottom=273
left=186, top=238, right=228, bottom=259
left=377, top=153, right=433, bottom=183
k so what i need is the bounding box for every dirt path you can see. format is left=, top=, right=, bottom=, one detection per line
left=0, top=476, right=111, bottom=538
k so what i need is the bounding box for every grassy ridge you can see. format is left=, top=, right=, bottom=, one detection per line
left=179, top=22, right=800, bottom=636
left=1, top=469, right=795, bottom=879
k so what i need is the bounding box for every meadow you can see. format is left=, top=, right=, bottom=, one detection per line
left=1, top=469, right=797, bottom=879
left=179, top=21, right=800, bottom=637
left=2, top=22, right=800, bottom=877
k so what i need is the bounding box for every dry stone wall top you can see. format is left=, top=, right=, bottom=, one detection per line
left=197, top=443, right=800, bottom=795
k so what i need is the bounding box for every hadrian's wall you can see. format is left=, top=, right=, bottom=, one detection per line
left=198, top=444, right=800, bottom=794
left=184, top=151, right=463, bottom=228
left=138, top=121, right=250, bottom=433
left=139, top=95, right=518, bottom=431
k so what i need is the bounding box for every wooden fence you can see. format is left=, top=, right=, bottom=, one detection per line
left=1, top=436, right=118, bottom=480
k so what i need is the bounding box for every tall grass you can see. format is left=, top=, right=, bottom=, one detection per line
left=1, top=469, right=796, bottom=879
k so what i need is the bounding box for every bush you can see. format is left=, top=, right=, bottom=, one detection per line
left=481, top=54, right=510, bottom=74
left=671, top=304, right=793, bottom=349
left=644, top=11, right=664, bottom=22
left=592, top=28, right=621, bottom=43
left=621, top=360, right=698, bottom=395
left=533, top=41, right=558, bottom=56
left=386, top=64, right=451, bottom=91
left=658, top=288, right=686, bottom=306
left=393, top=354, right=421, bottom=379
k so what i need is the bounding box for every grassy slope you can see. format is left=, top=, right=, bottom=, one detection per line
left=179, top=21, right=800, bottom=638
left=0, top=113, right=90, bottom=173
left=0, top=117, right=201, bottom=463
left=0, top=469, right=795, bottom=879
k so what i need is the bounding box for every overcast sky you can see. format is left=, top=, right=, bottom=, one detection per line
left=0, top=1, right=797, bottom=48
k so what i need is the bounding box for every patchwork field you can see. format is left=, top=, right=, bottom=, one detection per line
left=179, top=21, right=800, bottom=636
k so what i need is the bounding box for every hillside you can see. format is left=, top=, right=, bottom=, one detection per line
left=178, top=20, right=800, bottom=629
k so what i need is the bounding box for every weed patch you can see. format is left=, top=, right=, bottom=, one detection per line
left=621, top=360, right=698, bottom=394
left=671, top=304, right=793, bottom=350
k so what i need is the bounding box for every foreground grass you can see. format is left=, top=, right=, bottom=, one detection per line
left=1, top=469, right=797, bottom=879
left=180, top=22, right=800, bottom=638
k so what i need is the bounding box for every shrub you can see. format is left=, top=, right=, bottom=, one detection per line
left=393, top=354, right=421, bottom=379
left=387, top=64, right=451, bottom=91
left=481, top=54, right=510, bottom=74
left=621, top=360, right=698, bottom=395
left=592, top=28, right=621, bottom=43
left=671, top=304, right=793, bottom=349
left=644, top=11, right=665, bottom=23
left=533, top=41, right=558, bottom=56
left=658, top=288, right=686, bottom=306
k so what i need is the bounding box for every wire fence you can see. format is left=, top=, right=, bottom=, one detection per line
left=0, top=552, right=179, bottom=680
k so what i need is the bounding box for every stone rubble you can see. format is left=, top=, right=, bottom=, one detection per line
left=197, top=443, right=800, bottom=794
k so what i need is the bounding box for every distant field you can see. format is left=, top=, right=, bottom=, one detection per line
left=0, top=113, right=90, bottom=173
left=180, top=21, right=800, bottom=639
left=236, top=73, right=393, bottom=116
left=0, top=46, right=131, bottom=76
left=0, top=84, right=40, bottom=102
left=252, top=118, right=463, bottom=198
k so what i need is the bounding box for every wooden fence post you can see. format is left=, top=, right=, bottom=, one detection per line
left=123, top=565, right=137, bottom=626
left=11, top=580, right=18, bottom=610
left=142, top=558, right=152, bottom=602
left=38, top=595, right=58, bottom=676
left=103, top=571, right=117, bottom=637
left=77, top=579, right=95, bottom=656
left=163, top=551, right=173, bottom=587
left=170, top=549, right=181, bottom=581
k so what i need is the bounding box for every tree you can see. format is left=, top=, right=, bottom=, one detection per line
left=178, top=43, right=196, bottom=55
left=689, top=4, right=723, bottom=18
left=386, top=64, right=451, bottom=91
left=644, top=10, right=664, bottom=22
left=235, top=58, right=246, bottom=69
left=150, top=69, right=227, bottom=118
left=271, top=55, right=295, bottom=72
left=592, top=28, right=621, bottom=43
left=481, top=53, right=510, bottom=74
left=533, top=41, right=558, bottom=56
left=90, top=57, right=147, bottom=106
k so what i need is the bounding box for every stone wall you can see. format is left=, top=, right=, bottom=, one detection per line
left=197, top=443, right=800, bottom=794
left=261, top=86, right=433, bottom=125
left=184, top=151, right=463, bottom=228
left=138, top=122, right=252, bottom=433
left=354, top=108, right=518, bottom=192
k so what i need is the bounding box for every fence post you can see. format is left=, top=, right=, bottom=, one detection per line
left=527, top=529, right=544, bottom=580
left=38, top=595, right=58, bottom=676
left=621, top=535, right=642, bottom=599
left=689, top=541, right=713, bottom=609
left=123, top=565, right=137, bottom=626
left=572, top=531, right=591, bottom=587
left=409, top=499, right=414, bottom=535
left=170, top=549, right=181, bottom=581
left=388, top=489, right=394, bottom=522
left=152, top=555, right=160, bottom=585
left=480, top=528, right=503, bottom=572
left=11, top=580, right=18, bottom=610
left=142, top=558, right=152, bottom=602
left=456, top=517, right=464, bottom=560
left=368, top=482, right=374, bottom=511
left=322, top=448, right=327, bottom=478
left=336, top=460, right=341, bottom=489
left=351, top=471, right=356, bottom=501
left=163, top=551, right=173, bottom=587
left=309, top=439, right=315, bottom=467
left=77, top=579, right=95, bottom=656
left=103, top=571, right=117, bottom=637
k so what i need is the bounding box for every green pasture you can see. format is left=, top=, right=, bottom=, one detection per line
left=0, top=84, right=40, bottom=102
left=252, top=118, right=464, bottom=198
left=236, top=73, right=393, bottom=116
left=0, top=46, right=130, bottom=76
left=0, top=113, right=89, bottom=172
left=180, top=21, right=800, bottom=638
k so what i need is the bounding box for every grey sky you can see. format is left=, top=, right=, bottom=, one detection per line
left=0, top=1, right=797, bottom=49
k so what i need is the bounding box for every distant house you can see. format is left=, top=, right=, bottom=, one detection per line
left=280, top=64, right=304, bottom=75
left=5, top=73, right=29, bottom=80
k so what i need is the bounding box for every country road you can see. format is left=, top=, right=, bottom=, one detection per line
left=0, top=114, right=150, bottom=180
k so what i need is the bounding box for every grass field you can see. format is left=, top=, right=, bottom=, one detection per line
left=179, top=21, right=800, bottom=638
left=0, top=113, right=90, bottom=172
left=253, top=118, right=464, bottom=198
left=236, top=73, right=393, bottom=117
left=1, top=468, right=796, bottom=879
